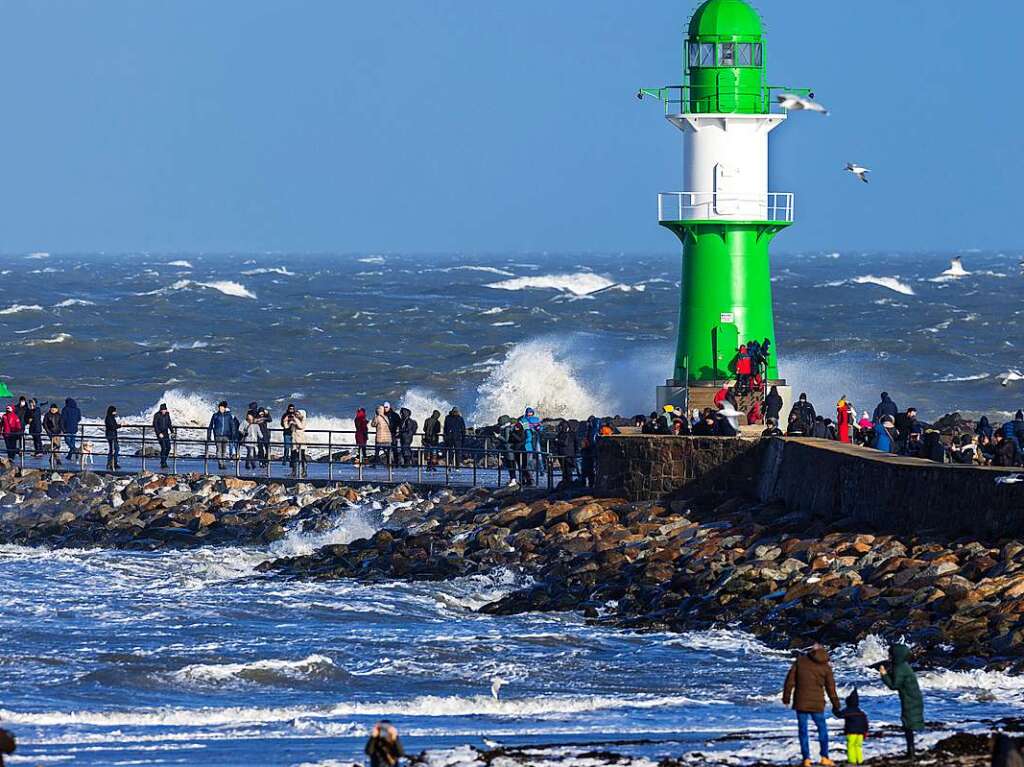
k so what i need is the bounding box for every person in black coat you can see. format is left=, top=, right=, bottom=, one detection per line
left=104, top=405, right=121, bottom=471
left=61, top=398, right=82, bottom=460
left=508, top=420, right=530, bottom=485
left=920, top=429, right=946, bottom=463
left=554, top=419, right=578, bottom=485
left=443, top=407, right=467, bottom=468
left=152, top=403, right=173, bottom=469
left=976, top=415, right=994, bottom=440
left=994, top=432, right=1018, bottom=467
left=872, top=392, right=898, bottom=424
left=789, top=393, right=816, bottom=435
left=764, top=386, right=783, bottom=423
left=397, top=407, right=417, bottom=467
left=383, top=402, right=402, bottom=466
left=25, top=399, right=43, bottom=457
left=761, top=418, right=783, bottom=438
left=42, top=403, right=63, bottom=467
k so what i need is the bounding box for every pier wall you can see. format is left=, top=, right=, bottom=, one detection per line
left=595, top=435, right=1024, bottom=539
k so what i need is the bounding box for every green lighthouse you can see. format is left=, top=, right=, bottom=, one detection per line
left=640, top=0, right=812, bottom=412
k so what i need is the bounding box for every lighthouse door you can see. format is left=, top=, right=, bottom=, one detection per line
left=713, top=321, right=739, bottom=379
left=713, top=163, right=739, bottom=216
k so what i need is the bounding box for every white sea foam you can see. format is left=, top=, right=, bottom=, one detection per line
left=26, top=252, right=49, bottom=259
left=166, top=259, right=193, bottom=268
left=135, top=280, right=256, bottom=299
left=168, top=654, right=340, bottom=688
left=166, top=341, right=210, bottom=352
left=54, top=299, right=96, bottom=307
left=486, top=272, right=616, bottom=296
left=436, top=266, right=515, bottom=277
left=0, top=303, right=43, bottom=315
left=26, top=333, right=72, bottom=346
left=933, top=373, right=989, bottom=383
left=480, top=307, right=506, bottom=315
left=358, top=256, right=386, bottom=264
left=241, top=266, right=296, bottom=276
left=850, top=275, right=915, bottom=295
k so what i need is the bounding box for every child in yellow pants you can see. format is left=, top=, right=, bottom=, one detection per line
left=837, top=689, right=869, bottom=765
left=845, top=734, right=864, bottom=765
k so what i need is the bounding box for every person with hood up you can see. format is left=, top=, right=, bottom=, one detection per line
left=61, top=398, right=82, bottom=460
left=289, top=408, right=307, bottom=478
left=371, top=405, right=392, bottom=465
left=994, top=431, right=1018, bottom=467
left=207, top=401, right=235, bottom=471
left=782, top=643, right=842, bottom=767
left=443, top=407, right=466, bottom=470
left=836, top=397, right=853, bottom=444
left=836, top=688, right=869, bottom=765
left=152, top=403, right=173, bottom=470
left=641, top=411, right=658, bottom=435
left=554, top=419, right=578, bottom=485
left=1002, top=414, right=1024, bottom=457
left=364, top=720, right=404, bottom=767
left=920, top=429, right=946, bottom=463
left=872, top=392, right=898, bottom=424
left=384, top=402, right=402, bottom=465
left=878, top=644, right=924, bottom=762
left=25, top=399, right=43, bottom=457
left=671, top=416, right=690, bottom=436
left=520, top=407, right=543, bottom=473
left=873, top=416, right=897, bottom=453
left=43, top=403, right=63, bottom=467
left=104, top=405, right=121, bottom=471
left=509, top=419, right=531, bottom=486
left=789, top=393, right=817, bottom=435
left=1, top=405, right=22, bottom=460
left=496, top=415, right=518, bottom=486
left=354, top=407, right=369, bottom=464
left=786, top=411, right=807, bottom=437
left=764, top=385, right=784, bottom=424
left=810, top=415, right=830, bottom=439
left=397, top=407, right=417, bottom=467
left=976, top=415, right=994, bottom=440
left=422, top=409, right=441, bottom=471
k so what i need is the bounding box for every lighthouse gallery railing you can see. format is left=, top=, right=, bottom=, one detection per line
left=658, top=192, right=793, bottom=223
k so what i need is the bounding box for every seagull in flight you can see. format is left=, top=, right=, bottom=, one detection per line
left=482, top=737, right=504, bottom=750
left=777, top=93, right=829, bottom=115
left=999, top=369, right=1024, bottom=387
left=491, top=677, right=507, bottom=700
left=845, top=163, right=870, bottom=183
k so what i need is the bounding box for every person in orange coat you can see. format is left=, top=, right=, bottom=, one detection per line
left=836, top=397, right=852, bottom=443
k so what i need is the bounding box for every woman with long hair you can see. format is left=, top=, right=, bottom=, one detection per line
left=104, top=405, right=121, bottom=470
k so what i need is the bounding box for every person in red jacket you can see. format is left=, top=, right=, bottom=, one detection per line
left=1, top=405, right=23, bottom=460
left=735, top=345, right=753, bottom=394
left=837, top=397, right=852, bottom=444
left=354, top=407, right=369, bottom=464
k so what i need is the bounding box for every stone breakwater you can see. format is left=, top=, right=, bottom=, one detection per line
left=0, top=465, right=411, bottom=549
left=264, top=487, right=1024, bottom=670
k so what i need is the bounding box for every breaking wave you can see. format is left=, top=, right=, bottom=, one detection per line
left=486, top=272, right=616, bottom=296
left=136, top=280, right=256, bottom=299
left=850, top=275, right=916, bottom=295
left=0, top=303, right=43, bottom=315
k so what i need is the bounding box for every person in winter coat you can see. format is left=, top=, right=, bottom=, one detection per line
left=364, top=720, right=404, bottom=767
left=25, top=399, right=43, bottom=457
left=895, top=407, right=919, bottom=452
left=761, top=418, right=783, bottom=438
left=152, top=403, right=173, bottom=469
left=13, top=396, right=28, bottom=434
left=61, top=398, right=82, bottom=460
left=1002, top=417, right=1023, bottom=457
left=836, top=688, right=869, bottom=765
left=873, top=416, right=897, bottom=453
left=239, top=412, right=259, bottom=471
left=671, top=417, right=690, bottom=436
left=280, top=403, right=299, bottom=466
left=496, top=415, right=519, bottom=486
left=372, top=405, right=392, bottom=464
left=421, top=409, right=441, bottom=471
left=921, top=429, right=946, bottom=463
left=789, top=393, right=816, bottom=435
left=443, top=407, right=466, bottom=469
left=255, top=408, right=272, bottom=467
left=520, top=407, right=543, bottom=472
left=354, top=407, right=370, bottom=464
left=383, top=402, right=402, bottom=465
left=994, top=432, right=1018, bottom=467
left=810, top=416, right=830, bottom=439
left=717, top=405, right=741, bottom=436
left=397, top=407, right=417, bottom=467
left=764, top=386, right=783, bottom=424
left=509, top=420, right=531, bottom=486
left=104, top=405, right=121, bottom=470
left=747, top=399, right=763, bottom=426
left=554, top=419, right=578, bottom=485
left=1, top=405, right=22, bottom=460
left=785, top=411, right=807, bottom=437
left=872, top=392, right=899, bottom=424
left=879, top=644, right=924, bottom=762
left=836, top=397, right=852, bottom=444
left=734, top=344, right=753, bottom=393
left=43, top=403, right=63, bottom=467
left=289, top=409, right=307, bottom=477
left=579, top=415, right=599, bottom=487
left=207, top=401, right=235, bottom=470
left=976, top=415, right=994, bottom=440
left=782, top=644, right=841, bottom=767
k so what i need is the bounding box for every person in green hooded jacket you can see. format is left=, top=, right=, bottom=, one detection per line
left=878, top=644, right=924, bottom=762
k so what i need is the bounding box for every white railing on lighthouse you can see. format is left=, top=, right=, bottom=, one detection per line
left=658, top=192, right=794, bottom=223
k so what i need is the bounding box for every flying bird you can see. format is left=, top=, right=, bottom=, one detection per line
left=845, top=163, right=870, bottom=184
left=482, top=737, right=503, bottom=750
left=996, top=474, right=1024, bottom=485
left=776, top=93, right=829, bottom=115
left=490, top=677, right=507, bottom=700
left=999, top=369, right=1024, bottom=387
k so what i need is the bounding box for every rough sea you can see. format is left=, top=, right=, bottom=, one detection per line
left=2, top=249, right=1024, bottom=765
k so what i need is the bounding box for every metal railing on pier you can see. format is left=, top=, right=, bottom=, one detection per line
left=0, top=424, right=566, bottom=490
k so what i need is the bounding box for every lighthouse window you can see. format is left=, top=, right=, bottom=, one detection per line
left=752, top=43, right=762, bottom=66
left=689, top=42, right=700, bottom=67
left=736, top=43, right=752, bottom=66
left=719, top=42, right=735, bottom=66
left=699, top=43, right=715, bottom=67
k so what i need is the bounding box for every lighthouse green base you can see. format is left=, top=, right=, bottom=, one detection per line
left=661, top=220, right=788, bottom=384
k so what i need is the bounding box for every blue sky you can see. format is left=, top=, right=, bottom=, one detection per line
left=0, top=1, right=1015, bottom=254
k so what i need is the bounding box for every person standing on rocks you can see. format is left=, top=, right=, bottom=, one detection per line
left=782, top=644, right=841, bottom=767
left=879, top=644, right=924, bottom=763
left=43, top=403, right=63, bottom=468
left=207, top=401, right=235, bottom=471
left=372, top=405, right=392, bottom=465
left=152, top=403, right=173, bottom=470
left=61, top=397, right=82, bottom=461
left=364, top=720, right=403, bottom=767
left=104, top=405, right=121, bottom=471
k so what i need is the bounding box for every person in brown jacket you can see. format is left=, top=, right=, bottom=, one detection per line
left=782, top=644, right=841, bottom=767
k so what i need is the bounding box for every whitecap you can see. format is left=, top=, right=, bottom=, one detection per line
left=26, top=332, right=72, bottom=346
left=0, top=304, right=43, bottom=315
left=486, top=272, right=616, bottom=297
left=358, top=255, right=386, bottom=264
left=166, top=259, right=193, bottom=268
left=240, top=266, right=296, bottom=276
left=850, top=275, right=915, bottom=295
left=54, top=299, right=96, bottom=308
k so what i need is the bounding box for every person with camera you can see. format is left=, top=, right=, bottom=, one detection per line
left=364, top=720, right=403, bottom=767
left=782, top=643, right=841, bottom=767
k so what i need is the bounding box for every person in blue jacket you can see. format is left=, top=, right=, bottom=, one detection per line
left=873, top=416, right=897, bottom=453
left=207, top=401, right=235, bottom=470
left=61, top=398, right=82, bottom=460
left=520, top=407, right=543, bottom=474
